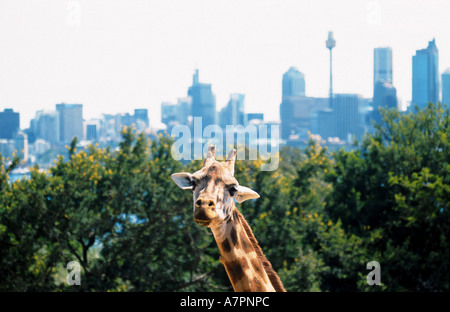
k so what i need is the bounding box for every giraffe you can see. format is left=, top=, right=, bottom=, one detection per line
left=171, top=145, right=286, bottom=292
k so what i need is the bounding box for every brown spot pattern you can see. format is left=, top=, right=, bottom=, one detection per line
left=224, top=260, right=246, bottom=285
left=221, top=238, right=231, bottom=253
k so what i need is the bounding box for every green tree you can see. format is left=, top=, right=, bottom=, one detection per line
left=327, top=103, right=449, bottom=291
left=1, top=103, right=448, bottom=292
left=0, top=129, right=222, bottom=291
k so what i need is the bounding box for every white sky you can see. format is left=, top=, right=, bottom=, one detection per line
left=1, top=0, right=449, bottom=129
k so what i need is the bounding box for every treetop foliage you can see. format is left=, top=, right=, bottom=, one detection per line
left=0, top=103, right=448, bottom=291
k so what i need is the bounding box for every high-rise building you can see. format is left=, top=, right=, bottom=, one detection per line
left=161, top=102, right=177, bottom=127
left=0, top=139, right=11, bottom=159
left=442, top=68, right=450, bottom=105
left=333, top=94, right=365, bottom=142
left=32, top=110, right=58, bottom=144
left=188, top=69, right=216, bottom=134
left=120, top=113, right=133, bottom=128
left=56, top=103, right=83, bottom=143
left=280, top=67, right=328, bottom=140
left=412, top=39, right=439, bottom=109
left=372, top=47, right=397, bottom=125
left=219, top=93, right=246, bottom=128
left=246, top=113, right=264, bottom=123
left=374, top=47, right=393, bottom=89
left=98, top=114, right=122, bottom=142
left=13, top=132, right=28, bottom=162
left=86, top=124, right=98, bottom=141
left=372, top=82, right=398, bottom=125
left=311, top=108, right=334, bottom=141
left=282, top=67, right=305, bottom=98
left=134, top=109, right=149, bottom=129
left=177, top=97, right=192, bottom=126
left=280, top=95, right=328, bottom=140
left=0, top=109, right=20, bottom=139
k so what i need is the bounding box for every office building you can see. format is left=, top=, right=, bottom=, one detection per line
left=120, top=113, right=133, bottom=128
left=280, top=67, right=329, bottom=140
left=282, top=67, right=306, bottom=98
left=333, top=94, right=364, bottom=142
left=372, top=82, right=398, bottom=124
left=32, top=110, right=58, bottom=144
left=0, top=109, right=20, bottom=139
left=13, top=132, right=28, bottom=162
left=374, top=47, right=393, bottom=89
left=56, top=103, right=83, bottom=143
left=219, top=93, right=246, bottom=128
left=246, top=113, right=264, bottom=123
left=161, top=101, right=179, bottom=133
left=442, top=69, right=450, bottom=105
left=134, top=109, right=149, bottom=129
left=97, top=114, right=122, bottom=142
left=0, top=139, right=11, bottom=159
left=280, top=95, right=328, bottom=140
left=176, top=97, right=192, bottom=126
left=412, top=39, right=439, bottom=109
left=188, top=70, right=216, bottom=135
left=311, top=108, right=335, bottom=141
left=86, top=124, right=98, bottom=141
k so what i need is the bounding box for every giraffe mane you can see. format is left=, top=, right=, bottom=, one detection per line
left=236, top=209, right=286, bottom=292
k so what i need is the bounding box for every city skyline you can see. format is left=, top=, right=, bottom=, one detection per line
left=1, top=0, right=450, bottom=129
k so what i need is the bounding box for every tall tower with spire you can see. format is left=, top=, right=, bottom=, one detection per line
left=326, top=31, right=336, bottom=108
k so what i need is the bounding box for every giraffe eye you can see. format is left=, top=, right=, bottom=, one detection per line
left=228, top=186, right=238, bottom=197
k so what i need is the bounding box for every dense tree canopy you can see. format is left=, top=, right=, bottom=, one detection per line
left=0, top=103, right=448, bottom=291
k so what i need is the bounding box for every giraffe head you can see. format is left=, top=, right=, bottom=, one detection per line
left=171, top=145, right=260, bottom=227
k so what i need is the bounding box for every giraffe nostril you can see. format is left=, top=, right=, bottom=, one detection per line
left=208, top=200, right=215, bottom=207
left=195, top=199, right=202, bottom=207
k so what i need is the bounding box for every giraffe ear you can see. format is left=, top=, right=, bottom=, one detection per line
left=235, top=186, right=260, bottom=204
left=171, top=172, right=193, bottom=190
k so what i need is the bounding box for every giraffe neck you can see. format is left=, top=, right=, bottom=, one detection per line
left=210, top=207, right=284, bottom=292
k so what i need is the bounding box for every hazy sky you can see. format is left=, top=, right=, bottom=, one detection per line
left=1, top=0, right=449, bottom=129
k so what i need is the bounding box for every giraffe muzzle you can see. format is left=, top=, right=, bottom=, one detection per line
left=193, top=198, right=216, bottom=226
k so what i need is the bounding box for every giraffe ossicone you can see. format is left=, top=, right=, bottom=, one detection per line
left=171, top=145, right=286, bottom=292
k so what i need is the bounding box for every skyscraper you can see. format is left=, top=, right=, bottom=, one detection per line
left=282, top=67, right=305, bottom=98
left=0, top=109, right=20, bottom=139
left=280, top=67, right=328, bottom=140
left=161, top=97, right=192, bottom=132
left=176, top=97, right=192, bottom=126
left=219, top=93, right=246, bottom=128
left=13, top=132, right=28, bottom=162
left=372, top=82, right=398, bottom=124
left=442, top=69, right=450, bottom=105
left=161, top=102, right=178, bottom=128
left=246, top=113, right=264, bottom=123
left=188, top=70, right=216, bottom=134
left=333, top=94, right=364, bottom=142
left=374, top=47, right=393, bottom=89
left=134, top=109, right=149, bottom=129
left=372, top=47, right=397, bottom=124
left=412, top=39, right=439, bottom=109
left=32, top=110, right=58, bottom=144
left=280, top=96, right=329, bottom=140
left=86, top=124, right=98, bottom=141
left=56, top=103, right=83, bottom=143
